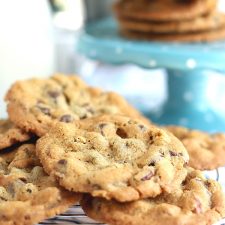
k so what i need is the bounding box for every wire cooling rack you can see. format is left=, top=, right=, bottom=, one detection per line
left=39, top=204, right=104, bottom=225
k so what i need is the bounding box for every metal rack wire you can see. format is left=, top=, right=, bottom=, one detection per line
left=39, top=204, right=104, bottom=225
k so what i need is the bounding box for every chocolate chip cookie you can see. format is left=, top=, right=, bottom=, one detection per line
left=36, top=115, right=188, bottom=202
left=166, top=126, right=225, bottom=170
left=0, top=144, right=79, bottom=225
left=114, top=0, right=217, bottom=22
left=0, top=119, right=31, bottom=150
left=5, top=74, right=150, bottom=137
left=118, top=12, right=225, bottom=34
left=81, top=167, right=225, bottom=225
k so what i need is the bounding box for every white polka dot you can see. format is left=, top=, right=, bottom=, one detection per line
left=89, top=49, right=97, bottom=57
left=205, top=114, right=214, bottom=123
left=186, top=58, right=197, bottom=69
left=149, top=59, right=157, bottom=67
left=183, top=92, right=193, bottom=102
left=179, top=118, right=189, bottom=126
left=115, top=47, right=123, bottom=54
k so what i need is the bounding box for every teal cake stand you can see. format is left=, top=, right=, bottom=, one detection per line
left=77, top=18, right=225, bottom=132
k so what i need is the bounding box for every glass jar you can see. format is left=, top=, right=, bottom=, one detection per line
left=0, top=0, right=55, bottom=117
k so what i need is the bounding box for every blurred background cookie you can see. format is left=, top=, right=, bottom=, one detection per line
left=118, top=12, right=225, bottom=34
left=113, top=0, right=218, bottom=21
left=114, top=0, right=225, bottom=42
left=0, top=119, right=31, bottom=150
left=166, top=126, right=225, bottom=170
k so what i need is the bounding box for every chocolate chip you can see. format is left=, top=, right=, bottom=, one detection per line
left=19, top=178, right=27, bottom=183
left=148, top=161, right=156, bottom=166
left=80, top=114, right=87, bottom=119
left=24, top=215, right=31, bottom=220
left=181, top=180, right=187, bottom=186
left=205, top=180, right=211, bottom=188
left=82, top=103, right=95, bottom=115
left=60, top=114, right=73, bottom=123
left=99, top=123, right=107, bottom=136
left=138, top=124, right=147, bottom=131
left=169, top=151, right=178, bottom=157
left=37, top=106, right=51, bottom=116
left=0, top=196, right=7, bottom=201
left=99, top=123, right=107, bottom=129
left=169, top=151, right=183, bottom=157
left=26, top=188, right=32, bottom=193
left=58, top=159, right=67, bottom=165
left=141, top=171, right=154, bottom=181
left=116, top=128, right=128, bottom=139
left=48, top=90, right=60, bottom=98
left=87, top=108, right=94, bottom=114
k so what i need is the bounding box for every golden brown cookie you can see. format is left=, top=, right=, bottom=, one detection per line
left=0, top=119, right=31, bottom=150
left=0, top=144, right=80, bottom=225
left=118, top=12, right=225, bottom=34
left=5, top=74, right=150, bottom=137
left=121, top=26, right=225, bottom=42
left=81, top=167, right=225, bottom=225
left=166, top=126, right=225, bottom=170
left=114, top=0, right=217, bottom=22
left=36, top=115, right=188, bottom=202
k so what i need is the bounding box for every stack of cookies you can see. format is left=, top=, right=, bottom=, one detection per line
left=113, top=0, right=225, bottom=42
left=1, top=74, right=225, bottom=225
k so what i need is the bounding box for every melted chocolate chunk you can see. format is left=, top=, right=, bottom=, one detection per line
left=19, top=177, right=27, bottom=183
left=116, top=128, right=128, bottom=139
left=26, top=188, right=32, bottom=193
left=58, top=159, right=67, bottom=165
left=148, top=161, right=156, bottom=167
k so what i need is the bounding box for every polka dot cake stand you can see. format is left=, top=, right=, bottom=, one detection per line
left=77, top=17, right=225, bottom=132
